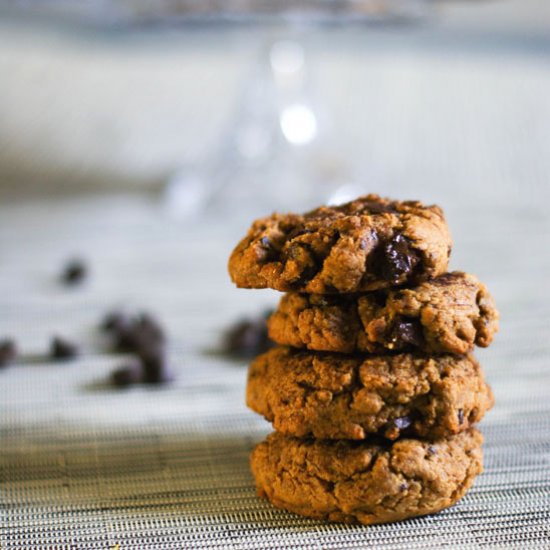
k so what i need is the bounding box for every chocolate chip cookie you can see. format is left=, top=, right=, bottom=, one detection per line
left=267, top=272, right=499, bottom=354
left=247, top=347, right=493, bottom=440
left=228, top=195, right=452, bottom=293
left=251, top=429, right=483, bottom=525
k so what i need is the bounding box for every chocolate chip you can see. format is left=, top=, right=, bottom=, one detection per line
left=224, top=311, right=274, bottom=358
left=364, top=201, right=396, bottom=215
left=399, top=483, right=408, bottom=491
left=0, top=339, right=17, bottom=367
left=136, top=313, right=166, bottom=344
left=61, top=259, right=87, bottom=285
left=139, top=344, right=173, bottom=385
left=392, top=319, right=424, bottom=348
left=393, top=416, right=412, bottom=430
left=458, top=409, right=464, bottom=424
left=428, top=445, right=437, bottom=455
left=51, top=337, right=79, bottom=360
left=379, top=235, right=419, bottom=283
left=101, top=311, right=131, bottom=333
left=115, top=325, right=143, bottom=353
left=260, top=236, right=271, bottom=247
left=108, top=312, right=165, bottom=353
left=111, top=359, right=142, bottom=387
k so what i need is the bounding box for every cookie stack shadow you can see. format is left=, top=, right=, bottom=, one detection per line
left=228, top=195, right=499, bottom=525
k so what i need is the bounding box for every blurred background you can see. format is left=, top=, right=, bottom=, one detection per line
left=1, top=0, right=549, bottom=213
left=1, top=2, right=550, bottom=548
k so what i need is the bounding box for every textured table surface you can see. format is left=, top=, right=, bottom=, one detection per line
left=1, top=179, right=549, bottom=549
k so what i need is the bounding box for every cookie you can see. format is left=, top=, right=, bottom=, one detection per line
left=247, top=347, right=493, bottom=440
left=267, top=272, right=499, bottom=354
left=228, top=195, right=452, bottom=293
left=251, top=429, right=483, bottom=525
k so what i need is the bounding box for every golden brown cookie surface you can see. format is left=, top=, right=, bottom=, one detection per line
left=268, top=272, right=499, bottom=354
left=228, top=195, right=452, bottom=293
left=251, top=429, right=483, bottom=525
left=247, top=347, right=493, bottom=440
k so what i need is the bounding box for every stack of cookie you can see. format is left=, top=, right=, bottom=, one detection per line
left=228, top=195, right=498, bottom=525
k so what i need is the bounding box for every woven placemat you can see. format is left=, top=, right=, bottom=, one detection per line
left=1, top=189, right=549, bottom=549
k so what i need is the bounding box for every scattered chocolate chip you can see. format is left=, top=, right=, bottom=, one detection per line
left=61, top=259, right=88, bottom=285
left=428, top=445, right=437, bottom=455
left=392, top=319, right=424, bottom=348
left=135, top=348, right=169, bottom=380
left=260, top=236, right=271, bottom=247
left=114, top=325, right=143, bottom=353
left=100, top=308, right=174, bottom=387
left=111, top=359, right=142, bottom=387
left=0, top=338, right=17, bottom=367
left=393, top=416, right=412, bottom=430
left=224, top=310, right=274, bottom=358
left=458, top=409, right=465, bottom=424
left=139, top=344, right=173, bottom=384
left=107, top=311, right=165, bottom=353
left=101, top=311, right=131, bottom=333
left=379, top=235, right=419, bottom=283
left=51, top=336, right=79, bottom=360
left=136, top=313, right=166, bottom=345
left=399, top=483, right=409, bottom=491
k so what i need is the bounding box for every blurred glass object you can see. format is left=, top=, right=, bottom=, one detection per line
left=280, top=104, right=318, bottom=146
left=163, top=35, right=376, bottom=220
left=2, top=0, right=429, bottom=25
left=3, top=0, right=429, bottom=217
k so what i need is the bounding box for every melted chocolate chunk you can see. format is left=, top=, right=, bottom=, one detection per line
left=392, top=318, right=424, bottom=348
left=363, top=201, right=398, bottom=215
left=379, top=235, right=419, bottom=283
left=0, top=338, right=17, bottom=367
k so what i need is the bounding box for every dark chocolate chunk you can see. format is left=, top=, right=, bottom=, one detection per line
left=363, top=201, right=397, bottom=215
left=51, top=337, right=79, bottom=360
left=392, top=318, right=424, bottom=348
left=101, top=311, right=131, bottom=333
left=224, top=311, right=274, bottom=358
left=0, top=338, right=17, bottom=367
left=393, top=416, right=412, bottom=430
left=111, top=359, right=142, bottom=387
left=110, top=311, right=165, bottom=353
left=61, top=259, right=87, bottom=285
left=428, top=445, right=437, bottom=455
left=399, top=483, right=409, bottom=492
left=139, top=344, right=173, bottom=384
left=458, top=409, right=464, bottom=424
left=136, top=313, right=166, bottom=344
left=380, top=235, right=419, bottom=283
left=115, top=325, right=143, bottom=353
